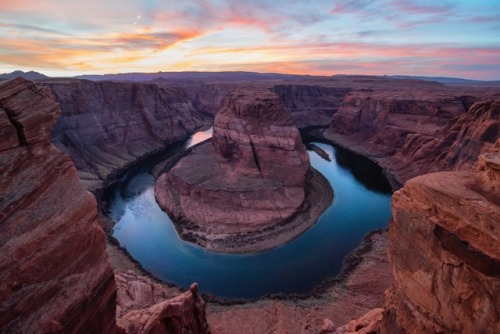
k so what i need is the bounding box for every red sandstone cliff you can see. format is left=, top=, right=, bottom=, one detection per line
left=0, top=78, right=210, bottom=334
left=326, top=91, right=499, bottom=186
left=379, top=141, right=500, bottom=334
left=340, top=140, right=500, bottom=334
left=42, top=79, right=203, bottom=193
left=0, top=78, right=117, bottom=333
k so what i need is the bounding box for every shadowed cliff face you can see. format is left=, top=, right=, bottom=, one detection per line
left=0, top=78, right=211, bottom=334
left=0, top=78, right=117, bottom=334
left=183, top=82, right=350, bottom=130
left=272, top=85, right=351, bottom=128
left=42, top=79, right=203, bottom=193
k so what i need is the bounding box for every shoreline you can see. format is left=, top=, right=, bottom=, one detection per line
left=100, top=131, right=394, bottom=306
left=103, top=207, right=390, bottom=306
left=301, top=126, right=402, bottom=191
left=168, top=167, right=333, bottom=254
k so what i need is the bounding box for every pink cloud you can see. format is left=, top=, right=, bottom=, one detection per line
left=388, top=0, right=455, bottom=15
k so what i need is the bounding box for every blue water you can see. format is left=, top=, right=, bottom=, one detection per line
left=109, top=129, right=392, bottom=299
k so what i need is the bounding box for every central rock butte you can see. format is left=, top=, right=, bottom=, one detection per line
left=155, top=88, right=332, bottom=253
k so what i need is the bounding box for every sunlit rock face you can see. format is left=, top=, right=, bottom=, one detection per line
left=155, top=88, right=311, bottom=234
left=380, top=139, right=500, bottom=334
left=0, top=78, right=117, bottom=334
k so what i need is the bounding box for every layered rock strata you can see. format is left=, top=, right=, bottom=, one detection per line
left=326, top=92, right=499, bottom=186
left=155, top=89, right=330, bottom=252
left=379, top=142, right=500, bottom=333
left=42, top=79, right=202, bottom=193
left=272, top=84, right=350, bottom=128
left=0, top=78, right=211, bottom=334
left=116, top=272, right=209, bottom=334
left=0, top=78, right=117, bottom=333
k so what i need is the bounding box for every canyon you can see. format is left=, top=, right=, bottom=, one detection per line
left=155, top=88, right=332, bottom=252
left=40, top=79, right=203, bottom=193
left=0, top=73, right=498, bottom=333
left=0, top=78, right=209, bottom=334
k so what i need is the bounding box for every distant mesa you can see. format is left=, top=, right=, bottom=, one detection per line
left=154, top=88, right=332, bottom=253
left=0, top=70, right=48, bottom=80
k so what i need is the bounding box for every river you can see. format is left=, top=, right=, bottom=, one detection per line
left=108, top=128, right=392, bottom=299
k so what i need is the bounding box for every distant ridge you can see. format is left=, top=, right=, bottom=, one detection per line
left=0, top=70, right=48, bottom=80
left=74, top=71, right=309, bottom=83
left=3, top=69, right=497, bottom=86
left=388, top=75, right=500, bottom=86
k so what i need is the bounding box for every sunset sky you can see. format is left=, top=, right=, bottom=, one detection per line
left=0, top=0, right=499, bottom=79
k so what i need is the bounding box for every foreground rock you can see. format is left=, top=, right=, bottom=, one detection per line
left=0, top=78, right=211, bottom=334
left=0, top=78, right=117, bottom=333
left=339, top=140, right=500, bottom=334
left=380, top=141, right=500, bottom=333
left=156, top=88, right=331, bottom=252
left=42, top=79, right=203, bottom=193
left=116, top=272, right=210, bottom=334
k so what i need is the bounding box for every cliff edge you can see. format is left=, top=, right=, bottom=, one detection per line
left=380, top=139, right=499, bottom=333
left=0, top=78, right=210, bottom=334
left=0, top=77, right=117, bottom=333
left=341, top=139, right=500, bottom=334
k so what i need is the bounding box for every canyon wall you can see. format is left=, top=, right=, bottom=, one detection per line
left=380, top=141, right=500, bottom=334
left=0, top=78, right=117, bottom=333
left=183, top=82, right=350, bottom=129
left=326, top=90, right=500, bottom=186
left=42, top=79, right=203, bottom=193
left=272, top=84, right=350, bottom=128
left=0, top=78, right=211, bottom=334
left=155, top=88, right=313, bottom=236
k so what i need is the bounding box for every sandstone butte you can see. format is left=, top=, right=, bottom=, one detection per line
left=155, top=88, right=332, bottom=253
left=0, top=78, right=209, bottom=334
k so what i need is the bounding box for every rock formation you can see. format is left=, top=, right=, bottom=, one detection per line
left=116, top=272, right=209, bottom=334
left=326, top=90, right=500, bottom=187
left=0, top=78, right=117, bottom=333
left=0, top=78, right=210, bottom=334
left=41, top=79, right=203, bottom=193
left=155, top=88, right=330, bottom=252
left=339, top=139, right=500, bottom=334
left=272, top=84, right=350, bottom=128
left=379, top=140, right=500, bottom=334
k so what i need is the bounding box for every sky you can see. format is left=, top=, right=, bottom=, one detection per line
left=0, top=0, right=499, bottom=79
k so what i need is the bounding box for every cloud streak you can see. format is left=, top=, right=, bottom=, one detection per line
left=0, top=0, right=499, bottom=79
